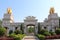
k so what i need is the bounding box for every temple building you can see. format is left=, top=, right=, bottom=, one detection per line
left=40, top=7, right=59, bottom=32
left=2, top=7, right=59, bottom=34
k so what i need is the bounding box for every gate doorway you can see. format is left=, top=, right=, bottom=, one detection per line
left=27, top=24, right=35, bottom=35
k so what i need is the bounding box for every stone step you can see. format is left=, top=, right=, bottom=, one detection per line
left=22, top=38, right=39, bottom=40
left=22, top=36, right=39, bottom=40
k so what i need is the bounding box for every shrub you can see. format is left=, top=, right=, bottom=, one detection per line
left=14, top=34, right=25, bottom=40
left=43, top=32, right=51, bottom=36
left=37, top=34, right=45, bottom=40
left=14, top=36, right=20, bottom=40
left=49, top=31, right=56, bottom=35
left=55, top=28, right=60, bottom=35
left=39, top=29, right=51, bottom=36
left=17, top=34, right=25, bottom=40
left=14, top=30, right=22, bottom=34
left=9, top=33, right=16, bottom=38
left=0, top=27, right=6, bottom=36
left=9, top=33, right=25, bottom=40
left=40, top=29, right=48, bottom=35
left=9, top=30, right=13, bottom=34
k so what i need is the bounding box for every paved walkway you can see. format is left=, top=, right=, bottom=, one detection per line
left=22, top=36, right=39, bottom=40
left=46, top=39, right=60, bottom=40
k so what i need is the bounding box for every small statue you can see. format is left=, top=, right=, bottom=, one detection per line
left=49, top=7, right=55, bottom=14
left=7, top=8, right=12, bottom=14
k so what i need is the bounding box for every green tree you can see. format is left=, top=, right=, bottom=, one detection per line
left=20, top=23, right=24, bottom=34
left=59, top=17, right=60, bottom=28
left=28, top=27, right=34, bottom=33
left=38, top=23, right=41, bottom=34
left=0, top=27, right=6, bottom=36
left=0, top=19, right=2, bottom=27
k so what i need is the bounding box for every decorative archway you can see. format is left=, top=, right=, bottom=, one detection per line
left=24, top=16, right=38, bottom=35
left=26, top=24, right=35, bottom=35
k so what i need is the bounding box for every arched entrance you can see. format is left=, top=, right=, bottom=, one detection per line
left=24, top=16, right=38, bottom=35
left=27, top=24, right=35, bottom=35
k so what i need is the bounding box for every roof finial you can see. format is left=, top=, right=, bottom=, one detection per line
left=49, top=7, right=55, bottom=14
left=7, top=8, right=12, bottom=14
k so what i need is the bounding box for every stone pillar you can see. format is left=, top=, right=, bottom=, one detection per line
left=13, top=26, right=15, bottom=32
left=7, top=28, right=9, bottom=34
left=24, top=25, right=27, bottom=34
left=35, top=23, right=38, bottom=34
left=51, top=25, right=55, bottom=32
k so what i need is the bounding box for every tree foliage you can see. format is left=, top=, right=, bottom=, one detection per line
left=59, top=18, right=60, bottom=28
left=0, top=27, right=6, bottom=36
left=39, top=29, right=51, bottom=36
left=28, top=27, right=34, bottom=33
left=20, top=23, right=24, bottom=34
left=14, top=30, right=22, bottom=34
left=55, top=28, right=60, bottom=35
left=0, top=20, right=2, bottom=26
left=40, top=29, right=48, bottom=34
left=49, top=31, right=56, bottom=35
left=9, top=30, right=13, bottom=34
left=36, top=34, right=45, bottom=40
left=38, top=23, right=41, bottom=34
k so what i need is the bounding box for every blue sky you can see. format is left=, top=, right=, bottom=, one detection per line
left=0, top=0, right=60, bottom=22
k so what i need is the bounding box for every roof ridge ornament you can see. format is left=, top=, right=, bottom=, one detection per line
left=49, top=7, right=55, bottom=14
left=7, top=8, right=12, bottom=14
